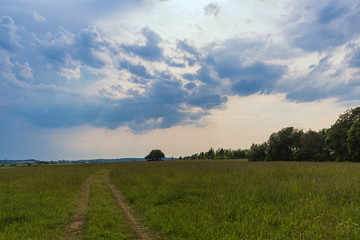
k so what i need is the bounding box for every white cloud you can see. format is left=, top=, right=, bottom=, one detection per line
left=58, top=65, right=81, bottom=80
left=32, top=11, right=46, bottom=22
left=17, top=62, right=33, bottom=80
left=0, top=16, right=22, bottom=51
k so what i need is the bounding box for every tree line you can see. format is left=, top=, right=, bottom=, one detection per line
left=181, top=148, right=248, bottom=160
left=180, top=106, right=360, bottom=162
left=248, top=107, right=360, bottom=162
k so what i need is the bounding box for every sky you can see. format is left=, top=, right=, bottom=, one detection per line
left=1, top=0, right=360, bottom=160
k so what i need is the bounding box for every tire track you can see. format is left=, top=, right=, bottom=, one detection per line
left=104, top=173, right=154, bottom=240
left=63, top=175, right=93, bottom=240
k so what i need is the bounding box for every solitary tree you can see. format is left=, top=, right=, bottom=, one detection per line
left=145, top=149, right=165, bottom=161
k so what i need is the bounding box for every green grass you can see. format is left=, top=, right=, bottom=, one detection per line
left=109, top=160, right=360, bottom=239
left=2, top=160, right=360, bottom=239
left=83, top=170, right=137, bottom=240
left=0, top=164, right=100, bottom=239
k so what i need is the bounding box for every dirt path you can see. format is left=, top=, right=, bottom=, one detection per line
left=63, top=175, right=93, bottom=240
left=105, top=173, right=154, bottom=240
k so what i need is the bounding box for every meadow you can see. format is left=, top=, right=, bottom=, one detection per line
left=2, top=160, right=360, bottom=239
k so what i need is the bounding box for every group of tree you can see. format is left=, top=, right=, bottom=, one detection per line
left=181, top=148, right=248, bottom=160
left=145, top=107, right=359, bottom=162
left=248, top=107, right=360, bottom=162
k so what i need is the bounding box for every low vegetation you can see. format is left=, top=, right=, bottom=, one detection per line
left=0, top=164, right=100, bottom=239
left=2, top=155, right=360, bottom=238
left=110, top=160, right=360, bottom=239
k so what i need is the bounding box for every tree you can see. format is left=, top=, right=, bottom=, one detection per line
left=347, top=118, right=360, bottom=161
left=325, top=107, right=360, bottom=161
left=294, top=129, right=330, bottom=161
left=205, top=148, right=215, bottom=159
left=145, top=149, right=165, bottom=161
left=266, top=127, right=303, bottom=161
left=216, top=148, right=225, bottom=158
left=248, top=143, right=268, bottom=161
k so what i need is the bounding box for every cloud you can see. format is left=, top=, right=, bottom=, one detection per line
left=215, top=55, right=287, bottom=96
left=16, top=62, right=33, bottom=80
left=3, top=69, right=223, bottom=133
left=183, top=73, right=195, bottom=81
left=194, top=65, right=218, bottom=86
left=177, top=40, right=201, bottom=58
left=33, top=25, right=108, bottom=79
left=122, top=27, right=165, bottom=61
left=283, top=55, right=360, bottom=102
left=166, top=58, right=186, bottom=68
left=58, top=63, right=81, bottom=80
left=285, top=80, right=360, bottom=103
left=72, top=26, right=107, bottom=68
left=185, top=57, right=195, bottom=66
left=348, top=46, right=360, bottom=68
left=1, top=1, right=358, bottom=138
left=187, top=85, right=227, bottom=110
left=0, top=16, right=22, bottom=52
left=32, top=11, right=46, bottom=22
left=316, top=2, right=349, bottom=24
left=1, top=0, right=146, bottom=34
left=288, top=1, right=360, bottom=51
left=204, top=2, right=221, bottom=17
left=184, top=82, right=196, bottom=90
left=119, top=61, right=153, bottom=79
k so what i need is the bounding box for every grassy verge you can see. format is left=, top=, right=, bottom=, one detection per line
left=83, top=170, right=137, bottom=240
left=109, top=160, right=360, bottom=239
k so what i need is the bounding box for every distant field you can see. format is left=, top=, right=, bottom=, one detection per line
left=2, top=160, right=360, bottom=239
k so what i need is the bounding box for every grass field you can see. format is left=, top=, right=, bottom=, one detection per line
left=0, top=164, right=100, bottom=239
left=2, top=160, right=360, bottom=239
left=83, top=170, right=137, bottom=240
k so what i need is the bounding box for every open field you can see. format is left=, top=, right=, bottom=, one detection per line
left=2, top=160, right=360, bottom=239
